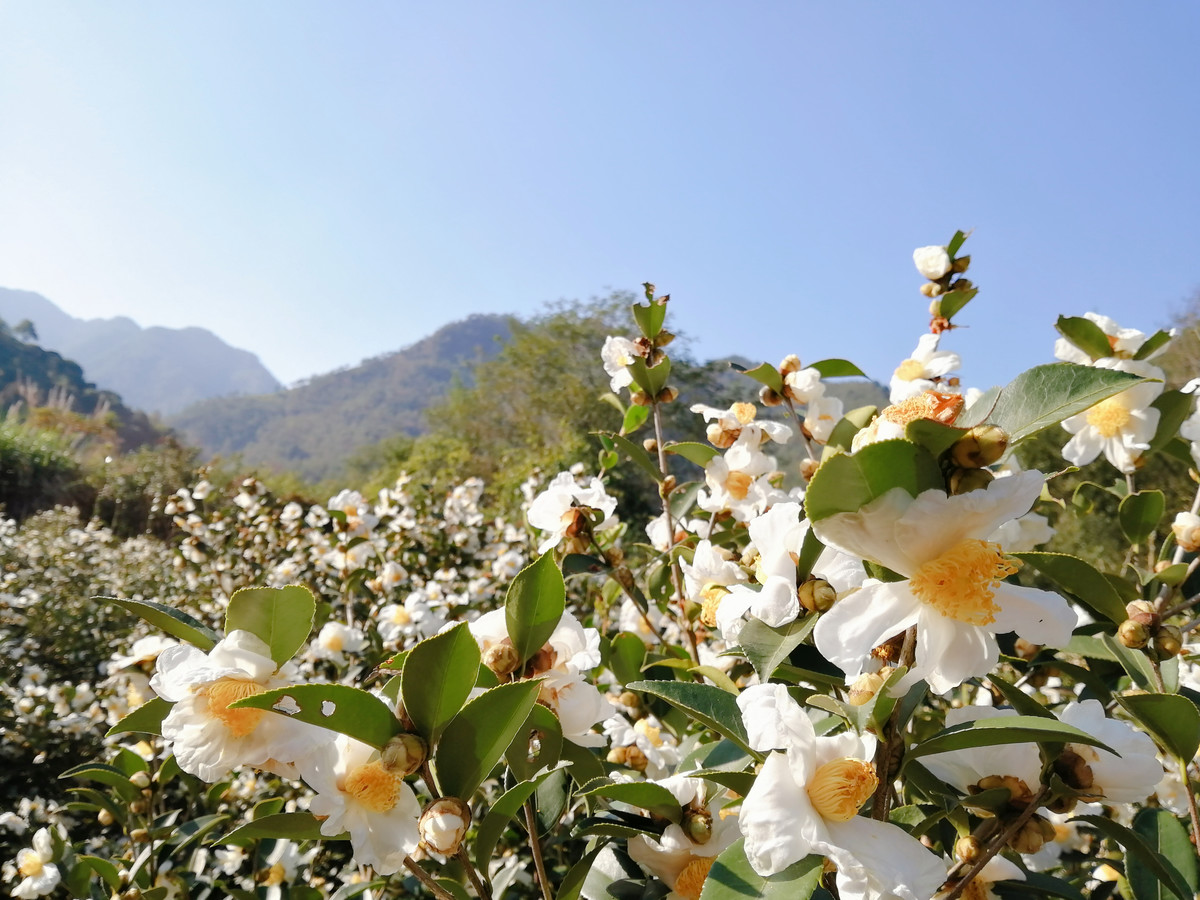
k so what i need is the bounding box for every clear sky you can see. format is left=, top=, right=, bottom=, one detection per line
left=2, top=3, right=1198, bottom=394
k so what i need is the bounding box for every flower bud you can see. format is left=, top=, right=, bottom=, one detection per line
left=630, top=390, right=652, bottom=407
left=921, top=282, right=941, bottom=299
left=623, top=745, right=649, bottom=772
left=952, top=255, right=971, bottom=274
left=1013, top=638, right=1041, bottom=661
left=97, top=808, right=115, bottom=826
left=948, top=467, right=994, bottom=495
left=483, top=641, right=521, bottom=678
left=1052, top=748, right=1094, bottom=792
left=848, top=670, right=888, bottom=707
left=382, top=733, right=427, bottom=777
left=1125, top=600, right=1158, bottom=627
left=660, top=475, right=677, bottom=496
left=975, top=774, right=1035, bottom=809
left=656, top=386, right=679, bottom=404
left=606, top=746, right=628, bottom=765
left=129, top=800, right=148, bottom=816
left=1117, top=618, right=1151, bottom=649
left=618, top=690, right=640, bottom=710
left=419, top=797, right=471, bottom=858
left=799, top=458, right=820, bottom=483
left=642, top=438, right=659, bottom=454
left=951, top=278, right=974, bottom=293
left=1172, top=511, right=1200, bottom=552
left=1153, top=624, right=1183, bottom=659
left=130, top=771, right=151, bottom=789
left=913, top=245, right=952, bottom=280
left=130, top=828, right=151, bottom=844
left=954, top=835, right=982, bottom=863
left=779, top=354, right=803, bottom=375
left=797, top=578, right=837, bottom=613
left=682, top=809, right=713, bottom=844
left=759, top=385, right=784, bottom=407
left=950, top=425, right=1009, bottom=469
left=1046, top=793, right=1078, bottom=815
left=1009, top=814, right=1055, bottom=854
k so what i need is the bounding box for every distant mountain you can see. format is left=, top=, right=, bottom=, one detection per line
left=168, top=314, right=513, bottom=483
left=0, top=289, right=281, bottom=415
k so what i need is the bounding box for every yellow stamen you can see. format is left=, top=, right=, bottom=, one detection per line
left=18, top=855, right=44, bottom=878
left=390, top=607, right=412, bottom=625
left=806, top=757, right=878, bottom=822
left=1085, top=396, right=1132, bottom=438
left=264, top=862, right=286, bottom=886
left=881, top=391, right=964, bottom=426
left=699, top=584, right=727, bottom=627
left=725, top=471, right=753, bottom=500
left=634, top=718, right=665, bottom=748
left=343, top=760, right=404, bottom=813
left=909, top=539, right=1019, bottom=625
left=325, top=633, right=345, bottom=652
left=675, top=857, right=715, bottom=900
left=894, top=358, right=927, bottom=381
left=732, top=402, right=757, bottom=425
left=203, top=677, right=267, bottom=738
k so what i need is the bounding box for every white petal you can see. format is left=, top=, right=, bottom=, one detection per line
left=740, top=752, right=820, bottom=876
left=915, top=614, right=997, bottom=695
left=813, top=582, right=921, bottom=680
left=737, top=683, right=815, bottom=754
left=989, top=583, right=1076, bottom=647
left=824, top=817, right=948, bottom=900
left=812, top=488, right=921, bottom=576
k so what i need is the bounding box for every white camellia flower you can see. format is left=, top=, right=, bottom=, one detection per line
left=889, top=334, right=961, bottom=403
left=1052, top=312, right=1170, bottom=365
left=804, top=394, right=844, bottom=444
left=12, top=828, right=60, bottom=899
left=527, top=471, right=618, bottom=554
left=151, top=630, right=327, bottom=782
left=298, top=733, right=421, bottom=875
left=1171, top=511, right=1200, bottom=552
left=913, top=245, right=952, bottom=281
left=1056, top=699, right=1162, bottom=803
left=921, top=707, right=1044, bottom=800
left=737, top=684, right=947, bottom=899
left=691, top=402, right=792, bottom=449
left=308, top=621, right=367, bottom=666
left=602, top=335, right=642, bottom=393
left=811, top=472, right=1076, bottom=695
left=1060, top=359, right=1164, bottom=474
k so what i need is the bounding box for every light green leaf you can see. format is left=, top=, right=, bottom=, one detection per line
left=906, top=715, right=1115, bottom=762
left=1075, top=814, right=1193, bottom=900
left=665, top=441, right=721, bottom=466
left=1055, top=315, right=1114, bottom=361
left=805, top=439, right=943, bottom=521
left=99, top=596, right=219, bottom=651
left=224, top=585, right=316, bottom=668
left=938, top=288, right=977, bottom=320
left=1098, top=633, right=1157, bottom=691
left=401, top=622, right=481, bottom=742
left=1013, top=552, right=1127, bottom=625
left=1119, top=490, right=1165, bottom=544
left=1116, top=693, right=1200, bottom=761
left=1134, top=329, right=1174, bottom=361
left=946, top=230, right=969, bottom=257
left=434, top=680, right=542, bottom=800
left=622, top=404, right=650, bottom=435
left=736, top=615, right=817, bottom=681
left=731, top=361, right=784, bottom=393
left=699, top=839, right=822, bottom=900
left=505, top=552, right=565, bottom=666
left=627, top=679, right=756, bottom=757
left=603, top=432, right=664, bottom=482
left=632, top=299, right=668, bottom=340
left=810, top=358, right=866, bottom=378
left=629, top=355, right=671, bottom=397
left=978, top=363, right=1151, bottom=446
left=823, top=404, right=878, bottom=453
left=220, top=812, right=344, bottom=846
left=233, top=683, right=401, bottom=749
left=905, top=418, right=967, bottom=458
left=1127, top=808, right=1200, bottom=900
left=106, top=697, right=171, bottom=738
left=1148, top=390, right=1195, bottom=456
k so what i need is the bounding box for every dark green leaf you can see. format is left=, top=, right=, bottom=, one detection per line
left=474, top=764, right=570, bottom=871
left=1055, top=316, right=1115, bottom=361
left=1013, top=552, right=1127, bottom=625
left=1148, top=390, right=1195, bottom=456
left=699, top=839, right=822, bottom=900
left=809, top=358, right=866, bottom=378
left=629, top=356, right=672, bottom=397
left=581, top=780, right=683, bottom=821
left=234, top=683, right=401, bottom=749
left=505, top=703, right=563, bottom=783
left=1115, top=693, right=1200, bottom=761
left=1127, top=808, right=1199, bottom=900
left=983, top=363, right=1151, bottom=446
left=59, top=763, right=141, bottom=802
left=78, top=857, right=122, bottom=892
left=604, top=432, right=664, bottom=482
left=224, top=585, right=316, bottom=668
left=1119, top=490, right=1165, bottom=544
left=627, top=679, right=756, bottom=756
left=993, top=871, right=1085, bottom=900
left=506, top=552, right=565, bottom=666
left=561, top=553, right=608, bottom=576
left=737, top=615, right=818, bottom=681
left=1134, top=329, right=1174, bottom=361
left=99, top=597, right=218, bottom=651
left=401, top=622, right=481, bottom=742
left=805, top=440, right=943, bottom=521
left=609, top=632, right=649, bottom=686
left=987, top=674, right=1054, bottom=718
left=665, top=441, right=721, bottom=466
left=220, top=812, right=343, bottom=846
left=731, top=362, right=784, bottom=393
left=434, top=680, right=542, bottom=799
left=906, top=715, right=1115, bottom=762
left=106, top=697, right=171, bottom=738
left=1075, top=814, right=1193, bottom=900
left=795, top=527, right=824, bottom=582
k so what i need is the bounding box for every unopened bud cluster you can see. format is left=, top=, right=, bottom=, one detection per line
left=1117, top=600, right=1183, bottom=657
left=418, top=797, right=471, bottom=857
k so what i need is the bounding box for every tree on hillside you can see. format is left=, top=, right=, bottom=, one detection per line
left=13, top=319, right=37, bottom=344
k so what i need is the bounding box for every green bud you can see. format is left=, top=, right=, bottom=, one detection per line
left=950, top=425, right=1009, bottom=469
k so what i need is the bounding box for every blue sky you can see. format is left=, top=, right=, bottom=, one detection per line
left=2, top=3, right=1198, bottom=394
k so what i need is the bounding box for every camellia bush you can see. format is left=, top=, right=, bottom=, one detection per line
left=5, top=232, right=1200, bottom=900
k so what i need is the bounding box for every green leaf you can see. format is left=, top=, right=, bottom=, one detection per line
left=1134, top=329, right=1174, bottom=361
left=993, top=871, right=1085, bottom=900
left=622, top=403, right=650, bottom=435
left=1127, top=808, right=1200, bottom=900
left=905, top=418, right=967, bottom=458
left=1075, top=814, right=1194, bottom=900
left=1055, top=315, right=1115, bottom=361
left=224, top=585, right=316, bottom=668
left=632, top=299, right=667, bottom=340
left=233, top=683, right=401, bottom=749
left=604, top=432, right=664, bottom=482
left=99, top=596, right=219, bottom=651
left=699, top=839, right=823, bottom=900
left=434, top=679, right=542, bottom=799
left=106, top=697, right=171, bottom=738
left=609, top=631, right=649, bottom=686
left=731, top=361, right=784, bottom=393
left=78, top=856, right=123, bottom=892
left=220, top=811, right=343, bottom=846
left=958, top=386, right=1001, bottom=428
left=823, top=405, right=878, bottom=453
left=505, top=703, right=563, bottom=783
left=664, top=441, right=721, bottom=466
left=59, top=763, right=141, bottom=802
left=980, top=363, right=1151, bottom=446
left=1098, top=632, right=1157, bottom=690
left=1013, top=552, right=1127, bottom=625
left=1119, top=490, right=1165, bottom=544
left=809, top=358, right=866, bottom=378
left=581, top=780, right=683, bottom=821
left=401, top=622, right=481, bottom=743
left=906, top=715, right=1115, bottom=762
left=805, top=439, right=943, bottom=521
left=1115, top=693, right=1200, bottom=761
left=629, top=355, right=671, bottom=397
left=795, top=527, right=825, bottom=582
left=736, top=615, right=817, bottom=681
left=627, top=680, right=756, bottom=757
left=505, top=552, right=565, bottom=666
left=473, top=764, right=570, bottom=872
left=946, top=230, right=969, bottom=257
left=987, top=674, right=1054, bottom=719
left=938, top=288, right=977, bottom=320
left=1148, top=390, right=1195, bottom=456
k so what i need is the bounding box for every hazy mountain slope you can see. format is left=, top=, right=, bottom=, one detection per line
left=0, top=288, right=281, bottom=414
left=169, top=314, right=513, bottom=483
